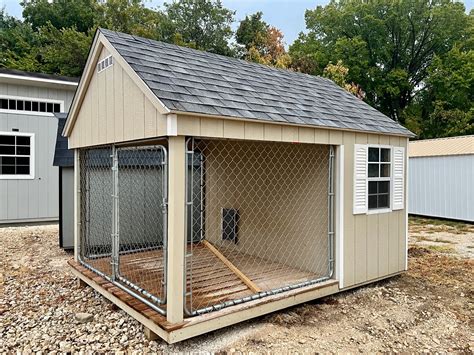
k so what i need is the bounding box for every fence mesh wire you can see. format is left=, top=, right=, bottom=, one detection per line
left=116, top=146, right=168, bottom=302
left=185, top=138, right=332, bottom=315
left=79, top=139, right=332, bottom=317
left=80, top=147, right=113, bottom=276
left=79, top=144, right=168, bottom=306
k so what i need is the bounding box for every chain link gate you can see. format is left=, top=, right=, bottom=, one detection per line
left=185, top=138, right=335, bottom=316
left=78, top=143, right=168, bottom=315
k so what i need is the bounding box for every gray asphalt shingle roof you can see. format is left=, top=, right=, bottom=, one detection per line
left=101, top=29, right=414, bottom=137
left=53, top=113, right=74, bottom=167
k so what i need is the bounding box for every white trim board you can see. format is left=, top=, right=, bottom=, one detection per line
left=336, top=144, right=344, bottom=289
left=0, top=73, right=78, bottom=87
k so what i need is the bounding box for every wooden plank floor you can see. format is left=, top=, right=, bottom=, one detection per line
left=79, top=243, right=321, bottom=312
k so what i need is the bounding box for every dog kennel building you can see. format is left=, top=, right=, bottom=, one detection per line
left=64, top=29, right=413, bottom=343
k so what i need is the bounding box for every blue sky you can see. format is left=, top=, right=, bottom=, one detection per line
left=2, top=0, right=473, bottom=46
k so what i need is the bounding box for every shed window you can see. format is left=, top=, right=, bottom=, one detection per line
left=0, top=95, right=63, bottom=115
left=368, top=147, right=391, bottom=210
left=0, top=132, right=34, bottom=179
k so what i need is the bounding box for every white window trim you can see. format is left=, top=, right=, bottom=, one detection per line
left=0, top=95, right=64, bottom=117
left=366, top=144, right=393, bottom=215
left=0, top=131, right=35, bottom=180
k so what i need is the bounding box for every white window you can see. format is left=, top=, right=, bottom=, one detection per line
left=368, top=147, right=391, bottom=210
left=353, top=144, right=405, bottom=214
left=0, top=95, right=63, bottom=116
left=0, top=132, right=35, bottom=179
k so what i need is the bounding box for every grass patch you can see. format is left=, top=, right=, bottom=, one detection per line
left=425, top=245, right=455, bottom=254
left=434, top=238, right=455, bottom=244
left=409, top=216, right=473, bottom=234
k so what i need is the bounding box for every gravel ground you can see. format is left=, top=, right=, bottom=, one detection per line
left=1, top=218, right=473, bottom=353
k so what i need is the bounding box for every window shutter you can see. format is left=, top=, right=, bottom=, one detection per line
left=353, top=144, right=368, bottom=214
left=392, top=147, right=405, bottom=210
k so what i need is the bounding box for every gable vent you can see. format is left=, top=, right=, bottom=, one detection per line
left=97, top=55, right=113, bottom=73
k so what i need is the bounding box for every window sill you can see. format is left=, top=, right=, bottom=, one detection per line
left=367, top=208, right=392, bottom=215
left=0, top=109, right=56, bottom=117
left=0, top=175, right=35, bottom=180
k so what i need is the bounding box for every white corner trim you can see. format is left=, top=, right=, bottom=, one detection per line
left=0, top=73, right=78, bottom=86
left=167, top=114, right=178, bottom=136
left=337, top=144, right=344, bottom=289
left=405, top=142, right=409, bottom=271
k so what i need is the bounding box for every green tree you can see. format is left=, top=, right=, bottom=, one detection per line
left=162, top=0, right=235, bottom=55
left=413, top=45, right=474, bottom=138
left=97, top=0, right=167, bottom=39
left=297, top=0, right=470, bottom=123
left=289, top=32, right=328, bottom=75
left=21, top=0, right=98, bottom=33
left=236, top=11, right=290, bottom=67
left=0, top=10, right=42, bottom=71
left=323, top=60, right=365, bottom=99
left=38, top=24, right=94, bottom=77
left=236, top=12, right=268, bottom=54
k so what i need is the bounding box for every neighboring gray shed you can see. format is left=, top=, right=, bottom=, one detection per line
left=53, top=113, right=74, bottom=248
left=409, top=135, right=474, bottom=222
left=0, top=69, right=78, bottom=224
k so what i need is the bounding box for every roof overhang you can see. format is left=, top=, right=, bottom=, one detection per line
left=0, top=73, right=78, bottom=90
left=63, top=30, right=170, bottom=137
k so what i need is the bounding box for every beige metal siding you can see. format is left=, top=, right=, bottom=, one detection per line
left=409, top=135, right=474, bottom=157
left=69, top=47, right=167, bottom=148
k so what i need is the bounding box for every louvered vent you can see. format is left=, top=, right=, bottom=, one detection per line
left=97, top=55, right=113, bottom=73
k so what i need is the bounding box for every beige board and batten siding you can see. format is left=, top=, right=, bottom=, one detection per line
left=176, top=114, right=408, bottom=289
left=68, top=46, right=167, bottom=149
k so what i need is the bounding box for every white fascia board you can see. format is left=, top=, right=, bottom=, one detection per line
left=0, top=73, right=78, bottom=89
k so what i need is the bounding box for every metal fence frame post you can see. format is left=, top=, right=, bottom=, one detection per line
left=111, top=145, right=120, bottom=281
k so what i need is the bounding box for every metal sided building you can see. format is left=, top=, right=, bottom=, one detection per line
left=409, top=135, right=474, bottom=222
left=0, top=69, right=78, bottom=224
left=63, top=29, right=414, bottom=343
left=53, top=113, right=75, bottom=248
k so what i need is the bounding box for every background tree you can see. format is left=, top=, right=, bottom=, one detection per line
left=96, top=0, right=167, bottom=39
left=0, top=10, right=42, bottom=71
left=294, top=0, right=471, bottom=125
left=161, top=0, right=235, bottom=55
left=236, top=12, right=290, bottom=67
left=21, top=0, right=98, bottom=33
left=322, top=60, right=365, bottom=99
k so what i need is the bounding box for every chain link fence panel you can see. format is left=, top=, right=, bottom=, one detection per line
left=185, top=138, right=334, bottom=315
left=79, top=144, right=168, bottom=311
